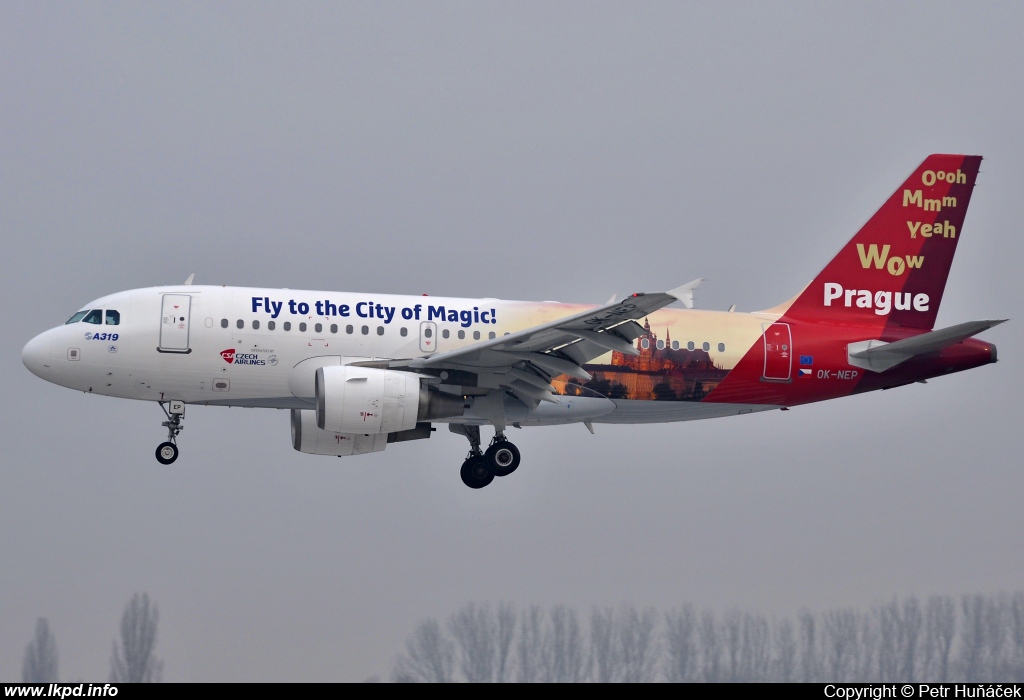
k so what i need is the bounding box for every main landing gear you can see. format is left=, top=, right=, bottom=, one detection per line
left=452, top=425, right=521, bottom=489
left=155, top=400, right=185, bottom=465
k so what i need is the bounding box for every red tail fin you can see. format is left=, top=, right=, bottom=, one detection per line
left=782, top=155, right=982, bottom=330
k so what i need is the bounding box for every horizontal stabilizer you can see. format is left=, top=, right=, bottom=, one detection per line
left=848, top=319, right=1005, bottom=372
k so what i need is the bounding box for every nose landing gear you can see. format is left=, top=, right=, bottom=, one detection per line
left=450, top=424, right=521, bottom=489
left=155, top=400, right=185, bottom=465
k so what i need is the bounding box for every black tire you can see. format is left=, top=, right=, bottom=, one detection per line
left=155, top=441, right=178, bottom=465
left=460, top=457, right=494, bottom=489
left=486, top=440, right=521, bottom=477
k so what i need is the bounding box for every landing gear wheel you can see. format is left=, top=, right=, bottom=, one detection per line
left=155, top=441, right=178, bottom=465
left=486, top=440, right=521, bottom=477
left=460, top=456, right=494, bottom=489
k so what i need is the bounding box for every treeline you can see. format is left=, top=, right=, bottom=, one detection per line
left=19, top=593, right=162, bottom=683
left=391, top=593, right=1024, bottom=682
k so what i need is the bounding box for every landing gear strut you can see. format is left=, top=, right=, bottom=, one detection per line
left=450, top=425, right=521, bottom=489
left=155, top=400, right=185, bottom=465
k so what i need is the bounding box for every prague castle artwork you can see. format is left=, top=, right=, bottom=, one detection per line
left=555, top=318, right=730, bottom=402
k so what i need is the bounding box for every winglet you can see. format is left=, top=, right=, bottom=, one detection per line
left=183, top=273, right=195, bottom=286
left=667, top=279, right=705, bottom=309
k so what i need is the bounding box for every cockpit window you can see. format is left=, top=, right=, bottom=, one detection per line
left=65, top=311, right=88, bottom=325
left=82, top=310, right=103, bottom=324
left=105, top=310, right=120, bottom=325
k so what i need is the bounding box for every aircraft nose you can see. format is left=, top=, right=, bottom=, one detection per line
left=22, top=331, right=55, bottom=379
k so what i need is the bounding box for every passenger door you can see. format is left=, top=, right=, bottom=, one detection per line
left=159, top=294, right=192, bottom=353
left=762, top=322, right=792, bottom=381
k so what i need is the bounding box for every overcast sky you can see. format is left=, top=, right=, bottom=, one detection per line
left=1, top=1, right=1022, bottom=681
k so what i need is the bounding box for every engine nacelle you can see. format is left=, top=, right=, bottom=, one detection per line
left=291, top=409, right=387, bottom=456
left=314, top=365, right=465, bottom=434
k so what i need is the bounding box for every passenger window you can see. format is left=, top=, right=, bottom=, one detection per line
left=83, top=310, right=103, bottom=324
left=361, top=325, right=369, bottom=335
left=268, top=321, right=276, bottom=331
left=377, top=326, right=384, bottom=336
left=330, top=324, right=338, bottom=334
left=299, top=322, right=307, bottom=332
left=641, top=338, right=650, bottom=349
left=656, top=339, right=665, bottom=350
left=424, top=328, right=432, bottom=338
left=687, top=341, right=695, bottom=351
left=488, top=332, right=496, bottom=339
left=346, top=325, right=353, bottom=334
left=221, top=318, right=229, bottom=328
left=105, top=310, right=120, bottom=325
left=65, top=311, right=88, bottom=324
left=718, top=343, right=725, bottom=352
left=236, top=320, right=244, bottom=329
left=473, top=331, right=480, bottom=340
left=702, top=342, right=710, bottom=352
left=672, top=340, right=679, bottom=350
left=315, top=323, right=322, bottom=333
left=458, top=330, right=465, bottom=340
left=252, top=320, right=260, bottom=330
left=283, top=322, right=292, bottom=331
left=400, top=327, right=408, bottom=337
left=442, top=329, right=450, bottom=339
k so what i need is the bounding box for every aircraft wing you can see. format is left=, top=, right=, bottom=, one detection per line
left=392, top=281, right=702, bottom=402
left=847, top=319, right=1005, bottom=372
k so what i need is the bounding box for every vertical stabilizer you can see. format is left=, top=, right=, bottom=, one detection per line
left=782, top=155, right=982, bottom=330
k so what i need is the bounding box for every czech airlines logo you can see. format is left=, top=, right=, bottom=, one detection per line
left=218, top=348, right=267, bottom=366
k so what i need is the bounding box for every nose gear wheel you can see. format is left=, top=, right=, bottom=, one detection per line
left=155, top=401, right=184, bottom=465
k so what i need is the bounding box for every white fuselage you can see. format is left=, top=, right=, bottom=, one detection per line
left=22, top=285, right=773, bottom=427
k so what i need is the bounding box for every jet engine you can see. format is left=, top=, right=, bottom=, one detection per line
left=291, top=408, right=389, bottom=456
left=314, top=365, right=464, bottom=435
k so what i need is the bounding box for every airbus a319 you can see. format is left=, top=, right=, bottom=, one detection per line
left=23, top=155, right=1003, bottom=488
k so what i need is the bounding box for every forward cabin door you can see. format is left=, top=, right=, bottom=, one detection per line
left=762, top=322, right=791, bottom=381
left=159, top=294, right=192, bottom=353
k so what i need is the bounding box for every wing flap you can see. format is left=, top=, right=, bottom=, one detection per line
left=401, top=286, right=690, bottom=378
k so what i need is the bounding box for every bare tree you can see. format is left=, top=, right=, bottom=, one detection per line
left=449, top=602, right=496, bottom=682
left=698, top=610, right=722, bottom=682
left=1010, top=592, right=1024, bottom=682
left=923, top=595, right=956, bottom=682
left=858, top=607, right=879, bottom=682
left=545, top=605, right=587, bottom=682
left=898, top=597, right=923, bottom=681
left=773, top=618, right=798, bottom=682
left=799, top=610, right=821, bottom=682
left=22, top=618, right=58, bottom=683
left=494, top=603, right=516, bottom=683
left=959, top=593, right=1008, bottom=681
left=619, top=606, right=659, bottom=683
left=664, top=605, right=698, bottom=682
left=392, top=617, right=455, bottom=682
left=516, top=605, right=544, bottom=683
left=822, top=608, right=859, bottom=681
left=590, top=607, right=621, bottom=682
left=110, top=593, right=162, bottom=683
left=739, top=612, right=772, bottom=682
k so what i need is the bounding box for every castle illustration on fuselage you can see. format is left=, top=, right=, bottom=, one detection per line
left=555, top=318, right=730, bottom=402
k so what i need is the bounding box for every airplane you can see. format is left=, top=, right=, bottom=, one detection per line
left=22, top=154, right=1004, bottom=489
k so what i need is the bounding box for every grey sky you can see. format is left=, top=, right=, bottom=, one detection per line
left=1, top=2, right=1021, bottom=681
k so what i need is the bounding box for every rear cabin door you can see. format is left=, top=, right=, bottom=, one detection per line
left=762, top=322, right=792, bottom=381
left=159, top=294, right=192, bottom=353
